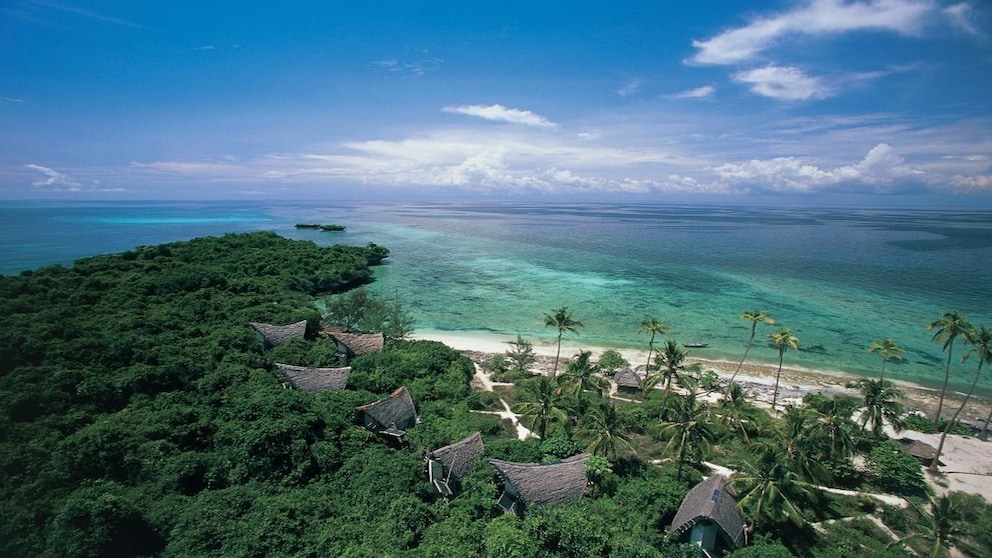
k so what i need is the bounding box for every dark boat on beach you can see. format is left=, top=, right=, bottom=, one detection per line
left=318, top=224, right=346, bottom=231
left=295, top=223, right=321, bottom=229
left=295, top=223, right=346, bottom=231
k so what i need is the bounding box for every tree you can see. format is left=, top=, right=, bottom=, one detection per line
left=768, top=328, right=799, bottom=412
left=651, top=389, right=720, bottom=480
left=717, top=382, right=765, bottom=444
left=576, top=402, right=635, bottom=460
left=542, top=307, right=583, bottom=378
left=596, top=349, right=628, bottom=376
left=930, top=324, right=989, bottom=473
left=504, top=335, right=538, bottom=375
left=728, top=310, right=775, bottom=386
left=731, top=441, right=814, bottom=529
left=890, top=494, right=965, bottom=558
left=515, top=376, right=567, bottom=440
left=856, top=379, right=906, bottom=438
left=867, top=338, right=904, bottom=381
left=556, top=350, right=607, bottom=420
left=926, top=311, right=972, bottom=431
left=636, top=317, right=668, bottom=373
left=642, top=340, right=701, bottom=400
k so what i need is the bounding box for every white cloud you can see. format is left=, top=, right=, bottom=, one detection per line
left=690, top=0, right=937, bottom=65
left=24, top=164, right=82, bottom=190
left=617, top=79, right=642, bottom=97
left=1, top=96, right=25, bottom=103
left=944, top=2, right=981, bottom=35
left=369, top=56, right=443, bottom=77
left=733, top=65, right=833, bottom=101
left=712, top=143, right=920, bottom=191
left=669, top=85, right=715, bottom=99
left=442, top=104, right=557, bottom=127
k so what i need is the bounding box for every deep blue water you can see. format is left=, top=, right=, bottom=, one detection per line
left=1, top=200, right=990, bottom=394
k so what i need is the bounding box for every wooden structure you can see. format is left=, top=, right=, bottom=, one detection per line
left=356, top=386, right=417, bottom=442
left=669, top=474, right=745, bottom=556
left=426, top=432, right=485, bottom=498
left=897, top=437, right=942, bottom=467
left=326, top=330, right=385, bottom=365
left=613, top=368, right=643, bottom=395
left=249, top=320, right=308, bottom=349
left=274, top=363, right=350, bottom=392
left=488, top=453, right=591, bottom=515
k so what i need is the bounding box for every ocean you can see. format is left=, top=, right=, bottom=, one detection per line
left=1, top=200, right=990, bottom=394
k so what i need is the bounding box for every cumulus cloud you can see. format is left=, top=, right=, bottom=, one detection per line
left=690, top=0, right=937, bottom=65
left=734, top=65, right=833, bottom=101
left=442, top=104, right=557, bottom=127
left=712, top=143, right=920, bottom=192
left=669, top=85, right=715, bottom=99
left=25, top=164, right=82, bottom=190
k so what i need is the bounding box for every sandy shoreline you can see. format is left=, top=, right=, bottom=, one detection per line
left=412, top=329, right=992, bottom=502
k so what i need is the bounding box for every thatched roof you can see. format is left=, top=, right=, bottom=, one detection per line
left=897, top=437, right=942, bottom=465
left=489, top=453, right=591, bottom=507
left=357, top=386, right=417, bottom=432
left=614, top=368, right=642, bottom=389
left=329, top=331, right=384, bottom=356
left=275, top=363, right=350, bottom=392
left=250, top=320, right=308, bottom=347
left=670, top=474, right=745, bottom=550
left=428, top=432, right=485, bottom=479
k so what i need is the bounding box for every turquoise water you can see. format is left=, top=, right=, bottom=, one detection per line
left=1, top=200, right=990, bottom=394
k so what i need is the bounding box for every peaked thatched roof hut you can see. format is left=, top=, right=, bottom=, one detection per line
left=356, top=386, right=417, bottom=441
left=897, top=437, right=942, bottom=467
left=325, top=330, right=385, bottom=364
left=426, top=432, right=485, bottom=498
left=250, top=320, right=308, bottom=348
left=275, top=363, right=350, bottom=392
left=488, top=453, right=591, bottom=514
left=613, top=368, right=642, bottom=393
left=669, top=474, right=745, bottom=554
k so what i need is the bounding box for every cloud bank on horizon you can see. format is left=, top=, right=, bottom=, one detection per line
left=1, top=0, right=990, bottom=202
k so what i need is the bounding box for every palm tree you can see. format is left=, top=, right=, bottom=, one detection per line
left=856, top=378, right=907, bottom=438
left=889, top=494, right=964, bottom=558
left=515, top=376, right=567, bottom=440
left=728, top=310, right=775, bottom=386
left=716, top=382, right=765, bottom=444
left=926, top=311, right=972, bottom=431
left=556, top=350, right=607, bottom=419
left=543, top=307, right=583, bottom=379
left=867, top=338, right=905, bottom=381
left=651, top=388, right=720, bottom=480
left=642, top=340, right=701, bottom=399
left=576, top=402, right=635, bottom=460
left=806, top=405, right=858, bottom=462
left=730, top=440, right=814, bottom=529
left=930, top=324, right=989, bottom=473
left=636, top=317, right=668, bottom=373
left=768, top=327, right=800, bottom=412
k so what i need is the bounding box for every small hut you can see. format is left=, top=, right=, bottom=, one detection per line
left=897, top=437, right=942, bottom=467
left=614, top=368, right=643, bottom=395
left=488, top=453, right=591, bottom=515
left=327, top=331, right=385, bottom=364
left=356, top=386, right=417, bottom=442
left=250, top=320, right=308, bottom=349
left=275, top=363, right=350, bottom=392
left=426, top=432, right=485, bottom=498
left=669, top=474, right=745, bottom=556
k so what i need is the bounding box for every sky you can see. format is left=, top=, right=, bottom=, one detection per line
left=1, top=0, right=991, bottom=204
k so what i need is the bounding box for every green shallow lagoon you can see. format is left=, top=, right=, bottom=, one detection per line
left=2, top=200, right=990, bottom=394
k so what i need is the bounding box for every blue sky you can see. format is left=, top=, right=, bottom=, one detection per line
left=1, top=1, right=990, bottom=204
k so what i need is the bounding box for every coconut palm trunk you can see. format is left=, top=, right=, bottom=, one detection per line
left=929, top=325, right=988, bottom=473
left=769, top=327, right=799, bottom=413
left=926, top=311, right=971, bottom=432
left=727, top=311, right=774, bottom=387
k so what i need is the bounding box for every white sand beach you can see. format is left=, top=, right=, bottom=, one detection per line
left=412, top=329, right=992, bottom=502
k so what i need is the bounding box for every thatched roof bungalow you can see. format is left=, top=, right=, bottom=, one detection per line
left=326, top=330, right=385, bottom=364
left=488, top=453, right=591, bottom=515
left=669, top=474, right=745, bottom=555
left=356, top=386, right=417, bottom=442
left=426, top=432, right=485, bottom=498
left=897, top=437, right=942, bottom=467
left=250, top=320, right=308, bottom=349
left=275, top=363, right=350, bottom=392
left=613, top=368, right=643, bottom=394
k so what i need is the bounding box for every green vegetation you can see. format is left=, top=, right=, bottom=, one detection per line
left=2, top=233, right=990, bottom=557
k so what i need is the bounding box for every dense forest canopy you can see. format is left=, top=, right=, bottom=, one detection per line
left=2, top=232, right=991, bottom=558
